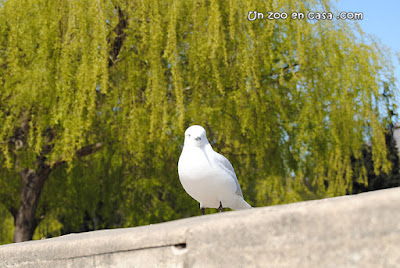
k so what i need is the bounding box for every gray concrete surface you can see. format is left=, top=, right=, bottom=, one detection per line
left=1, top=187, right=400, bottom=267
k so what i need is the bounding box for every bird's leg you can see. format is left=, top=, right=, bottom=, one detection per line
left=201, top=207, right=205, bottom=215
left=218, top=202, right=223, bottom=213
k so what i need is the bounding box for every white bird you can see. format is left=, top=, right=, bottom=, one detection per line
left=178, top=125, right=251, bottom=215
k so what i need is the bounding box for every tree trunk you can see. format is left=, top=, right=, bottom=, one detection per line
left=12, top=143, right=102, bottom=242
left=13, top=162, right=51, bottom=243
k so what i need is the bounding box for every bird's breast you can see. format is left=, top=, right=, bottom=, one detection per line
left=178, top=147, right=213, bottom=178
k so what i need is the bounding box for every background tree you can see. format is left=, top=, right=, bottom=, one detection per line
left=352, top=85, right=400, bottom=194
left=0, top=0, right=398, bottom=244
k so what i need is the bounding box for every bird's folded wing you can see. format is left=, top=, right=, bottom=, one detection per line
left=213, top=151, right=244, bottom=197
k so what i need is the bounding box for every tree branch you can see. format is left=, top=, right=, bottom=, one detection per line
left=76, top=142, right=103, bottom=158
left=108, top=7, right=127, bottom=67
left=9, top=206, right=17, bottom=220
left=52, top=143, right=103, bottom=168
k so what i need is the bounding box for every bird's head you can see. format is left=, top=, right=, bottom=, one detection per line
left=184, top=125, right=209, bottom=147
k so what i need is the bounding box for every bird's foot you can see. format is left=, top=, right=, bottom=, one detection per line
left=201, top=207, right=205, bottom=215
left=218, top=202, right=223, bottom=213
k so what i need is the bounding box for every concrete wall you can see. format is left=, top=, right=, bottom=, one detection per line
left=1, top=187, right=400, bottom=267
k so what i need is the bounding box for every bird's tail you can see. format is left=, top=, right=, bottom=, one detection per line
left=232, top=198, right=252, bottom=210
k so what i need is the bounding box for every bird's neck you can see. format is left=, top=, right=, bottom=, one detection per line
left=184, top=142, right=212, bottom=151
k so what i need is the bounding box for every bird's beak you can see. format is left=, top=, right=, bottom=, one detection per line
left=194, top=137, right=201, bottom=141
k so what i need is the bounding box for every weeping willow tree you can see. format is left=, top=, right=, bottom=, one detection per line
left=0, top=0, right=397, bottom=243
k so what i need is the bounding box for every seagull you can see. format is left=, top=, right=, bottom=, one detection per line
left=178, top=125, right=251, bottom=215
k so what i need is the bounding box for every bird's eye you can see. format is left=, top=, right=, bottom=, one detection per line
left=188, top=134, right=191, bottom=137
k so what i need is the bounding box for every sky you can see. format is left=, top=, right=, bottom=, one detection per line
left=334, top=0, right=400, bottom=117
left=334, top=0, right=400, bottom=54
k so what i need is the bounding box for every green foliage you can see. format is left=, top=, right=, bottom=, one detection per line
left=0, top=0, right=398, bottom=244
left=0, top=204, right=14, bottom=244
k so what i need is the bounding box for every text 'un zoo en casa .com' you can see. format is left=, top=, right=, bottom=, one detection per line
left=247, top=11, right=363, bottom=21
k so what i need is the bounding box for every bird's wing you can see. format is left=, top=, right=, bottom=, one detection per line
left=212, top=151, right=244, bottom=197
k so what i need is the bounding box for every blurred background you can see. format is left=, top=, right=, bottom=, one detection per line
left=0, top=0, right=399, bottom=244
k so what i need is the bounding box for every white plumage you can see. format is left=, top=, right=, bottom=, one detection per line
left=178, top=125, right=251, bottom=212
